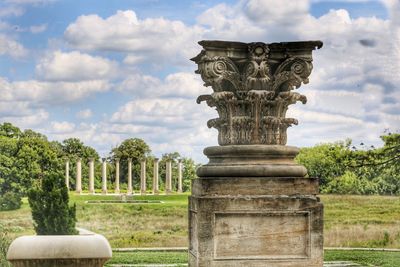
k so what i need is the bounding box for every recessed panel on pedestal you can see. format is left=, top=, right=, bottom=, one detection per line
left=214, top=211, right=310, bottom=260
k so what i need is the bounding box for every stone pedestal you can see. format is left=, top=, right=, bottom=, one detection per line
left=190, top=40, right=323, bottom=267
left=189, top=180, right=323, bottom=267
left=189, top=146, right=323, bottom=267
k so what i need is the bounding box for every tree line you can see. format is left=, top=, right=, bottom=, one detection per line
left=296, top=132, right=400, bottom=195
left=1, top=121, right=399, bottom=211
left=0, top=122, right=198, bottom=210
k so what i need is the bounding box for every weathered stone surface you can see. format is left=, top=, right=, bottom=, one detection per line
left=190, top=40, right=323, bottom=267
left=197, top=145, right=307, bottom=177
left=189, top=178, right=323, bottom=267
left=192, top=40, right=322, bottom=146
left=7, top=231, right=112, bottom=267
left=192, top=177, right=319, bottom=196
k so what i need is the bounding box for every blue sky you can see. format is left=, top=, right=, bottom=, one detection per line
left=0, top=0, right=399, bottom=162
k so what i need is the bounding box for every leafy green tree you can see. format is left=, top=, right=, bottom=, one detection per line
left=110, top=138, right=151, bottom=188
left=158, top=152, right=197, bottom=192
left=0, top=122, right=21, bottom=138
left=181, top=157, right=198, bottom=192
left=61, top=138, right=100, bottom=190
left=28, top=173, right=77, bottom=235
left=295, top=139, right=352, bottom=187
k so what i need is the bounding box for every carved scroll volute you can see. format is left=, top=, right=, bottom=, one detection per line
left=195, top=54, right=241, bottom=92
left=273, top=57, right=313, bottom=93
left=192, top=40, right=321, bottom=146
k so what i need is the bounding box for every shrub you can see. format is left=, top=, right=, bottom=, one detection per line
left=28, top=173, right=78, bottom=235
left=0, top=226, right=11, bottom=267
left=0, top=191, right=22, bottom=211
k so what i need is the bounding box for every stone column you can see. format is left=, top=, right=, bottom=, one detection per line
left=140, top=159, right=146, bottom=195
left=152, top=158, right=159, bottom=194
left=89, top=158, right=95, bottom=194
left=115, top=158, right=120, bottom=194
left=65, top=159, right=70, bottom=190
left=76, top=158, right=82, bottom=194
left=177, top=159, right=183, bottom=193
left=189, top=40, right=323, bottom=266
left=165, top=160, right=172, bottom=194
left=127, top=158, right=133, bottom=194
left=101, top=158, right=107, bottom=194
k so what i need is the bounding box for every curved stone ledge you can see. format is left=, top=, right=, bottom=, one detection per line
left=7, top=232, right=112, bottom=267
left=198, top=145, right=307, bottom=177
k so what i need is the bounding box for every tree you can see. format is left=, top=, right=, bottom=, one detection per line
left=0, top=122, right=21, bottom=138
left=28, top=173, right=77, bottom=235
left=61, top=138, right=100, bottom=190
left=110, top=138, right=151, bottom=187
left=181, top=157, right=198, bottom=192
left=295, top=139, right=352, bottom=187
left=0, top=123, right=63, bottom=204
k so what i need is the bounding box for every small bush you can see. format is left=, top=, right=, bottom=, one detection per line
left=0, top=226, right=11, bottom=267
left=28, top=173, right=78, bottom=235
left=0, top=192, right=22, bottom=211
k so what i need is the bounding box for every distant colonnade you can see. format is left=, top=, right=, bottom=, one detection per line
left=64, top=158, right=183, bottom=195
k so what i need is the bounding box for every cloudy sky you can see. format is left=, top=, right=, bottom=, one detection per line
left=0, top=0, right=399, bottom=162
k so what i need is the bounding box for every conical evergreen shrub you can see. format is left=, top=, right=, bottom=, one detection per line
left=28, top=173, right=78, bottom=235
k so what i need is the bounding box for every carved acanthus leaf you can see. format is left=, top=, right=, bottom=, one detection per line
left=192, top=40, right=321, bottom=145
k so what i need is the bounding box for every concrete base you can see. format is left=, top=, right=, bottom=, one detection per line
left=189, top=177, right=323, bottom=267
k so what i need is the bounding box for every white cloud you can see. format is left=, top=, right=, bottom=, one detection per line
left=244, top=0, right=310, bottom=25
left=3, top=0, right=400, bottom=163
left=76, top=109, right=93, bottom=119
left=0, top=109, right=49, bottom=128
left=35, top=50, right=118, bottom=81
left=117, top=72, right=208, bottom=98
left=0, top=34, right=27, bottom=57
left=50, top=121, right=75, bottom=133
left=64, top=10, right=203, bottom=66
left=0, top=6, right=24, bottom=17
left=30, top=23, right=47, bottom=33
left=0, top=76, right=111, bottom=107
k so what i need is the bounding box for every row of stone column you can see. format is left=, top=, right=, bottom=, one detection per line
left=65, top=158, right=183, bottom=195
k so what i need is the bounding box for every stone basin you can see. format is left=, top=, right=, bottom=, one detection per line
left=6, top=228, right=112, bottom=267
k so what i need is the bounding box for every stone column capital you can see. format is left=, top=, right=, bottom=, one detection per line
left=192, top=40, right=322, bottom=146
left=154, top=158, right=159, bottom=162
left=115, top=158, right=120, bottom=163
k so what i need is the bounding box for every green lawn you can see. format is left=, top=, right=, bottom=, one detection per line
left=106, top=250, right=400, bottom=267
left=1, top=193, right=400, bottom=248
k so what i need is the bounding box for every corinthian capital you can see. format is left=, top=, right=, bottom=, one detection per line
left=192, top=40, right=322, bottom=146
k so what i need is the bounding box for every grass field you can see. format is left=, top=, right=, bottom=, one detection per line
left=1, top=193, right=400, bottom=249
left=106, top=250, right=400, bottom=267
